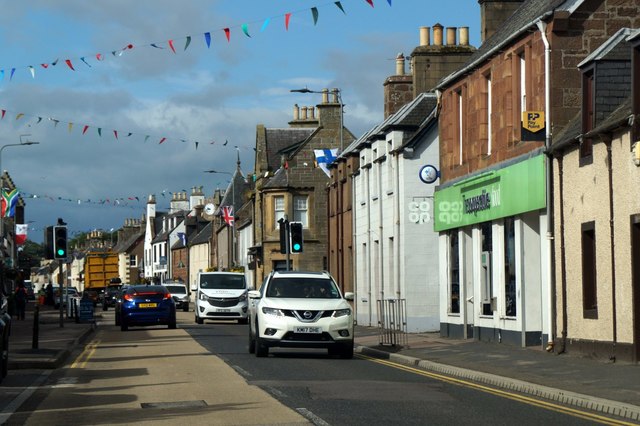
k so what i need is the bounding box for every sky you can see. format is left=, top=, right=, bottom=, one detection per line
left=0, top=0, right=480, bottom=243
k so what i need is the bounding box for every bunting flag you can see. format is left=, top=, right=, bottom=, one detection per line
left=168, top=40, right=176, bottom=53
left=261, top=18, right=270, bottom=32
left=314, top=148, right=338, bottom=177
left=334, top=1, right=345, bottom=12
left=222, top=206, right=234, bottom=227
left=15, top=224, right=28, bottom=246
left=224, top=28, right=231, bottom=42
left=1, top=188, right=19, bottom=218
left=285, top=13, right=292, bottom=30
left=242, top=24, right=251, bottom=38
left=311, top=7, right=319, bottom=25
left=204, top=32, right=211, bottom=48
left=65, top=59, right=75, bottom=70
left=365, top=0, right=374, bottom=6
left=184, top=36, right=192, bottom=51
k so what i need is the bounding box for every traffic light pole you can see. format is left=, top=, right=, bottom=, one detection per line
left=58, top=261, right=64, bottom=328
left=285, top=216, right=291, bottom=271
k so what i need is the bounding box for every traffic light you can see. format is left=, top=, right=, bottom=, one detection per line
left=44, top=226, right=54, bottom=259
left=290, top=222, right=303, bottom=253
left=53, top=226, right=68, bottom=259
left=278, top=219, right=288, bottom=254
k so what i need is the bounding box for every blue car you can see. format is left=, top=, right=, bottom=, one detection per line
left=117, top=285, right=177, bottom=331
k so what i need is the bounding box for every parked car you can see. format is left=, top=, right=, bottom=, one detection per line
left=53, top=287, right=79, bottom=309
left=248, top=270, right=354, bottom=358
left=101, top=284, right=123, bottom=311
left=193, top=272, right=250, bottom=324
left=116, top=285, right=176, bottom=331
left=164, top=282, right=190, bottom=312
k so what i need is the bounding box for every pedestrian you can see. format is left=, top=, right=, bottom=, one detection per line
left=46, top=283, right=54, bottom=307
left=14, top=281, right=28, bottom=320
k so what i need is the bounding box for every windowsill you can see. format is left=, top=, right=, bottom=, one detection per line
left=386, top=190, right=394, bottom=196
left=371, top=195, right=379, bottom=201
left=579, top=153, right=593, bottom=167
left=583, top=308, right=598, bottom=319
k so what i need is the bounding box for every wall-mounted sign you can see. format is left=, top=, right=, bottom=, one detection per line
left=521, top=111, right=545, bottom=142
left=419, top=164, right=439, bottom=184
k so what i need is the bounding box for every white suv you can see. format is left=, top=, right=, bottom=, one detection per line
left=248, top=271, right=354, bottom=358
left=164, top=282, right=190, bottom=312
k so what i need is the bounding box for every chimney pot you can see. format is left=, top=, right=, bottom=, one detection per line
left=301, top=106, right=308, bottom=120
left=419, top=26, right=430, bottom=46
left=446, top=27, right=457, bottom=45
left=433, top=23, right=443, bottom=46
left=459, top=27, right=469, bottom=46
left=395, top=52, right=405, bottom=75
left=309, top=106, right=315, bottom=119
left=322, top=88, right=329, bottom=104
left=293, top=104, right=300, bottom=120
left=331, top=88, right=339, bottom=103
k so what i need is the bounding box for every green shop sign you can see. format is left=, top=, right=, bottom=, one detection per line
left=434, top=155, right=546, bottom=231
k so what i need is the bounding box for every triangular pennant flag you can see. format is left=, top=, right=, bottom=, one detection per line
left=114, top=130, right=118, bottom=139
left=204, top=32, right=211, bottom=48
left=52, top=59, right=59, bottom=66
left=80, top=57, right=91, bottom=67
left=0, top=70, right=4, bottom=81
left=41, top=63, right=49, bottom=68
left=159, top=137, right=167, bottom=144
left=10, top=68, right=15, bottom=80
left=387, top=0, right=392, bottom=4
left=334, top=1, right=346, bottom=13
left=168, top=40, right=176, bottom=53
left=285, top=13, right=292, bottom=30
left=242, top=24, right=251, bottom=38
left=144, top=135, right=150, bottom=143
left=1, top=110, right=5, bottom=119
left=195, top=141, right=199, bottom=150
left=52, top=119, right=60, bottom=127
left=224, top=28, right=230, bottom=42
left=365, top=0, right=374, bottom=6
left=29, top=66, right=35, bottom=78
left=126, top=132, right=132, bottom=137
left=16, top=113, right=24, bottom=120
left=65, top=59, right=75, bottom=70
left=37, top=117, right=42, bottom=124
left=82, top=125, right=89, bottom=134
left=184, top=36, right=192, bottom=51
left=97, top=128, right=102, bottom=136
left=311, top=7, right=319, bottom=25
left=96, top=53, right=104, bottom=61
left=68, top=122, right=73, bottom=133
left=151, top=43, right=164, bottom=49
left=261, top=18, right=270, bottom=32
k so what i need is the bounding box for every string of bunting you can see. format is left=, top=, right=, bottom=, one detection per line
left=0, top=0, right=391, bottom=83
left=20, top=188, right=192, bottom=209
left=0, top=106, right=254, bottom=150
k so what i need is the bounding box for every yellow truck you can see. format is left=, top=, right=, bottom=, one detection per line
left=82, top=250, right=119, bottom=304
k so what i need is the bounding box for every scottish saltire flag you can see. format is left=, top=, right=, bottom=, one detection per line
left=1, top=188, right=19, bottom=217
left=15, top=224, right=28, bottom=245
left=314, top=149, right=338, bottom=177
left=222, top=206, right=234, bottom=227
left=177, top=232, right=187, bottom=246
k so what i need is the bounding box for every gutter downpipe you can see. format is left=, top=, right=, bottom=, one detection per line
left=352, top=169, right=358, bottom=324
left=537, top=20, right=556, bottom=351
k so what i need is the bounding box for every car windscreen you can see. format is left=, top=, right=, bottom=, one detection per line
left=165, top=285, right=186, bottom=294
left=199, top=274, right=245, bottom=290
left=266, top=277, right=340, bottom=299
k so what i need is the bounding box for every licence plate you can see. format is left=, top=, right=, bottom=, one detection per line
left=295, top=326, right=321, bottom=333
left=216, top=308, right=230, bottom=312
left=138, top=303, right=157, bottom=308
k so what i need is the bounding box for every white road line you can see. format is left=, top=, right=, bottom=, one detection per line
left=296, top=408, right=331, bottom=426
left=0, top=370, right=52, bottom=424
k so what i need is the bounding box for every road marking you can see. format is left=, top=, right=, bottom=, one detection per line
left=296, top=408, right=330, bottom=426
left=359, top=354, right=636, bottom=426
left=0, top=370, right=52, bottom=424
left=231, top=364, right=252, bottom=378
left=70, top=339, right=100, bottom=369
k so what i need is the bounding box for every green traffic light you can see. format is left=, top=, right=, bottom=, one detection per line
left=57, top=249, right=65, bottom=256
left=293, top=243, right=301, bottom=251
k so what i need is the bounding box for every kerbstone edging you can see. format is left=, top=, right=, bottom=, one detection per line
left=356, top=345, right=640, bottom=422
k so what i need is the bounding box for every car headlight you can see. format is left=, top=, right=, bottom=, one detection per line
left=238, top=293, right=247, bottom=302
left=198, top=292, right=208, bottom=301
left=262, top=307, right=284, bottom=317
left=333, top=308, right=351, bottom=318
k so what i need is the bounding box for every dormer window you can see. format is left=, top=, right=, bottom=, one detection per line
left=581, top=68, right=594, bottom=160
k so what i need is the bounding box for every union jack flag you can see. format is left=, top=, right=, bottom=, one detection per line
left=222, top=205, right=234, bottom=227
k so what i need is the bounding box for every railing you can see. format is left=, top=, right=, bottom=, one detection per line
left=376, top=298, right=408, bottom=347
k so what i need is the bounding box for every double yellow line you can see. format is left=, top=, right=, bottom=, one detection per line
left=70, top=339, right=100, bottom=369
left=358, top=354, right=636, bottom=426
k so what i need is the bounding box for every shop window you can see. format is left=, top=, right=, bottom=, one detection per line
left=449, top=230, right=460, bottom=314
left=480, top=222, right=493, bottom=315
left=504, top=218, right=517, bottom=317
left=581, top=221, right=598, bottom=318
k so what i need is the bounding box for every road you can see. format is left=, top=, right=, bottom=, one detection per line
left=2, top=310, right=630, bottom=425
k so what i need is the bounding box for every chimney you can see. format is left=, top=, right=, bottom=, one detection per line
left=419, top=26, right=430, bottom=46
left=478, top=0, right=524, bottom=43
left=316, top=87, right=342, bottom=131
left=293, top=104, right=299, bottom=121
left=383, top=52, right=413, bottom=118
left=410, top=24, right=477, bottom=97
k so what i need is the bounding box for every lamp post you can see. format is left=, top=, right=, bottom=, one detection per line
left=0, top=135, right=40, bottom=266
left=290, top=87, right=344, bottom=152
left=203, top=169, right=235, bottom=267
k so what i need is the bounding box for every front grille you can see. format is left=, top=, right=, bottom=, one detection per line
left=282, top=310, right=334, bottom=322
left=282, top=332, right=333, bottom=342
left=207, top=297, right=240, bottom=307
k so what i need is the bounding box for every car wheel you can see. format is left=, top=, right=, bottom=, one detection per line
left=339, top=341, right=354, bottom=359
left=238, top=317, right=248, bottom=325
left=120, top=319, right=128, bottom=331
left=195, top=314, right=204, bottom=325
left=182, top=303, right=189, bottom=312
left=169, top=314, right=177, bottom=329
left=255, top=322, right=269, bottom=357
left=248, top=324, right=256, bottom=354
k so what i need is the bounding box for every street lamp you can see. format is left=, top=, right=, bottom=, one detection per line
left=0, top=135, right=40, bottom=265
left=203, top=169, right=235, bottom=267
left=290, top=87, right=344, bottom=152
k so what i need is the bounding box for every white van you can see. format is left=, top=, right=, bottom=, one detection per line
left=193, top=272, right=250, bottom=324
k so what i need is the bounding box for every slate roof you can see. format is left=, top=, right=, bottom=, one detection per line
left=264, top=128, right=316, bottom=171
left=189, top=222, right=212, bottom=245
left=113, top=230, right=144, bottom=253
left=578, top=28, right=635, bottom=67
left=437, top=0, right=572, bottom=90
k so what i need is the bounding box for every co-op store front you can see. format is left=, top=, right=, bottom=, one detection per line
left=434, top=152, right=551, bottom=347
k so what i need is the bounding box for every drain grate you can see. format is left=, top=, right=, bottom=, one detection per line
left=141, top=400, right=208, bottom=409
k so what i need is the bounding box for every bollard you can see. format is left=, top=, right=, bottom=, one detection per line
left=32, top=304, right=39, bottom=349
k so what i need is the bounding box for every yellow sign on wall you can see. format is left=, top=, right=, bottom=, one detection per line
left=521, top=111, right=545, bottom=141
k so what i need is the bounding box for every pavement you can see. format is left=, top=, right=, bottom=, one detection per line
left=4, top=302, right=640, bottom=423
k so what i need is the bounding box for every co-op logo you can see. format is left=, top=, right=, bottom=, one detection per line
left=408, top=200, right=432, bottom=224
left=437, top=200, right=463, bottom=225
